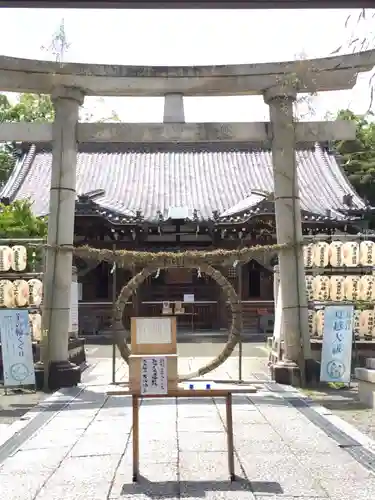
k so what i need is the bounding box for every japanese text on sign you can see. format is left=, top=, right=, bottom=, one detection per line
left=320, top=305, right=354, bottom=384
left=140, top=356, right=168, bottom=395
left=331, top=308, right=352, bottom=355
left=0, top=309, right=36, bottom=387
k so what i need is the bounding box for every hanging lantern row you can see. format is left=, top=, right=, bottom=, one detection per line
left=306, top=275, right=375, bottom=302
left=309, top=309, right=374, bottom=340
left=303, top=240, right=375, bottom=268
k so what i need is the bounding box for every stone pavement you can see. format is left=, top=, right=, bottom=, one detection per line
left=1, top=358, right=375, bottom=499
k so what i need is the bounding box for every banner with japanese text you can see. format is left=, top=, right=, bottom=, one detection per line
left=0, top=309, right=35, bottom=387
left=140, top=356, right=168, bottom=395
left=320, top=305, right=354, bottom=384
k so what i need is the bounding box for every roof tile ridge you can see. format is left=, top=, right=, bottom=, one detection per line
left=0, top=144, right=36, bottom=201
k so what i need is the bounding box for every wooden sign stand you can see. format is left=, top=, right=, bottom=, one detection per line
left=128, top=316, right=178, bottom=394
left=108, top=315, right=257, bottom=483
left=129, top=389, right=236, bottom=483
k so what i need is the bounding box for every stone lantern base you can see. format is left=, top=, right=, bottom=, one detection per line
left=34, top=360, right=81, bottom=391
left=271, top=358, right=321, bottom=387
left=272, top=360, right=302, bottom=386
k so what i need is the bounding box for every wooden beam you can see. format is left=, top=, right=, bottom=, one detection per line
left=297, top=121, right=355, bottom=142
left=0, top=123, right=52, bottom=142
left=79, top=121, right=356, bottom=143
left=78, top=122, right=267, bottom=143
left=0, top=120, right=355, bottom=144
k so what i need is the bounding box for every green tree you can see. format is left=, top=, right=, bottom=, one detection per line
left=0, top=199, right=47, bottom=238
left=0, top=92, right=121, bottom=187
left=0, top=93, right=54, bottom=123
left=334, top=109, right=375, bottom=204
left=0, top=93, right=54, bottom=186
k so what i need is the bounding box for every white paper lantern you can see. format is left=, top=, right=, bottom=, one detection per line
left=353, top=310, right=361, bottom=338
left=328, top=241, right=344, bottom=267
left=359, top=310, right=374, bottom=338
left=342, top=242, right=360, bottom=267
left=343, top=276, right=360, bottom=301
left=305, top=276, right=314, bottom=301
left=358, top=275, right=375, bottom=302
left=370, top=310, right=375, bottom=339
left=308, top=310, right=317, bottom=337
left=0, top=279, right=14, bottom=307
left=303, top=244, right=314, bottom=268
left=312, top=275, right=330, bottom=301
left=28, top=279, right=43, bottom=307
left=359, top=241, right=375, bottom=267
left=29, top=312, right=42, bottom=342
left=13, top=279, right=29, bottom=307
left=11, top=245, right=27, bottom=272
left=316, top=310, right=324, bottom=338
left=312, top=242, right=330, bottom=268
left=0, top=246, right=12, bottom=272
left=329, top=276, right=346, bottom=302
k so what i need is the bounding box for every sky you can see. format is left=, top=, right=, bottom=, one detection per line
left=0, top=7, right=374, bottom=122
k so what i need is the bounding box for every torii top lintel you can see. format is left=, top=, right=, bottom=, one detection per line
left=0, top=50, right=374, bottom=97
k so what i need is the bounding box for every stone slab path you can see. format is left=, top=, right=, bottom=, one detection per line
left=1, top=358, right=375, bottom=499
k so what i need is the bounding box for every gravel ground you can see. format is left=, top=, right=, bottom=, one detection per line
left=303, top=383, right=375, bottom=441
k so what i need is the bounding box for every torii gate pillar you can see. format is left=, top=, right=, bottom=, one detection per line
left=264, top=86, right=312, bottom=386
left=35, top=86, right=84, bottom=391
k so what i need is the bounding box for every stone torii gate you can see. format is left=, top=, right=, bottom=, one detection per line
left=0, top=52, right=373, bottom=389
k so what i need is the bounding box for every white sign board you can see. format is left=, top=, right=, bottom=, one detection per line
left=0, top=309, right=36, bottom=387
left=273, top=283, right=283, bottom=342
left=69, top=281, right=79, bottom=335
left=136, top=317, right=172, bottom=344
left=140, top=356, right=168, bottom=395
left=183, top=294, right=195, bottom=303
left=320, top=305, right=354, bottom=384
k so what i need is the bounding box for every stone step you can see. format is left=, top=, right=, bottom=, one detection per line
left=355, top=366, right=375, bottom=384
left=366, top=358, right=375, bottom=370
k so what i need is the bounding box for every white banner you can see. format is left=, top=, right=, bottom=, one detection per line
left=136, top=317, right=172, bottom=344
left=140, top=356, right=168, bottom=395
left=69, top=281, right=79, bottom=335
left=273, top=283, right=283, bottom=342
left=0, top=309, right=36, bottom=387
left=320, top=305, right=354, bottom=384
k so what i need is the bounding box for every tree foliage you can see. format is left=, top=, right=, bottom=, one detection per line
left=334, top=109, right=375, bottom=204
left=0, top=93, right=55, bottom=123
left=0, top=199, right=47, bottom=238
left=0, top=93, right=55, bottom=186
left=0, top=92, right=121, bottom=187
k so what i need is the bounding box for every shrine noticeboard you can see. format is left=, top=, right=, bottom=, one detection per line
left=0, top=309, right=36, bottom=388
left=131, top=317, right=177, bottom=355
left=128, top=353, right=178, bottom=393
left=320, top=305, right=354, bottom=384
left=140, top=356, right=168, bottom=395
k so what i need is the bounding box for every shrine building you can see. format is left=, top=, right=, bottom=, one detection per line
left=0, top=137, right=368, bottom=338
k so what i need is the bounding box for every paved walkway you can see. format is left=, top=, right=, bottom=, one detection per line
left=1, top=358, right=375, bottom=499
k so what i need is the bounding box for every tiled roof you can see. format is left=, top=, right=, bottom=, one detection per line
left=1, top=143, right=366, bottom=222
